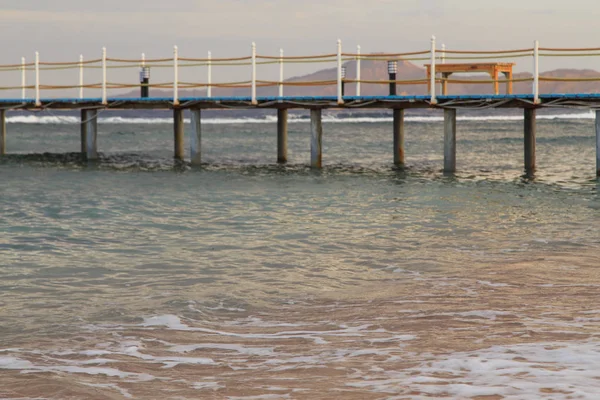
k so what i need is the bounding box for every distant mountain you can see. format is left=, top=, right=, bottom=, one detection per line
left=121, top=57, right=600, bottom=98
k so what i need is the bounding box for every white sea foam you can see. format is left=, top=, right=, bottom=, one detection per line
left=168, top=343, right=275, bottom=357
left=141, top=314, right=379, bottom=344
left=5, top=111, right=595, bottom=125
left=347, top=340, right=600, bottom=399
left=227, top=395, right=290, bottom=400
left=192, top=381, right=223, bottom=390
left=477, top=280, right=511, bottom=287
left=82, top=383, right=133, bottom=399
left=0, top=355, right=154, bottom=381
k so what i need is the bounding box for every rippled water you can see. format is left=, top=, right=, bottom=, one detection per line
left=1, top=111, right=599, bottom=399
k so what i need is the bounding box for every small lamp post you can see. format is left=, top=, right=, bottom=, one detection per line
left=140, top=67, right=150, bottom=98
left=388, top=60, right=397, bottom=96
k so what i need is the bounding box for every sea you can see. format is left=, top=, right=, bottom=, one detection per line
left=0, top=108, right=599, bottom=399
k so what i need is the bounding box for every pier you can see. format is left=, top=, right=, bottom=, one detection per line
left=1, top=37, right=600, bottom=176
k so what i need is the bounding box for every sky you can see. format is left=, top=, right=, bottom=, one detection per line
left=0, top=0, right=599, bottom=97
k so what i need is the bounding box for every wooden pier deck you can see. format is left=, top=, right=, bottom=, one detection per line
left=1, top=37, right=600, bottom=176
left=2, top=93, right=600, bottom=110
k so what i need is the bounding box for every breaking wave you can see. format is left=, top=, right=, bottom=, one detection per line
left=5, top=111, right=595, bottom=125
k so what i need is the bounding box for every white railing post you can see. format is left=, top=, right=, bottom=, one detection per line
left=141, top=52, right=145, bottom=68
left=79, top=54, right=84, bottom=99
left=173, top=45, right=179, bottom=106
left=207, top=51, right=212, bottom=98
left=251, top=42, right=257, bottom=105
left=21, top=57, right=26, bottom=101
left=35, top=52, right=40, bottom=106
left=337, top=39, right=343, bottom=104
left=533, top=40, right=539, bottom=104
left=441, top=43, right=446, bottom=64
left=430, top=36, right=437, bottom=104
left=102, top=47, right=107, bottom=105
left=356, top=45, right=361, bottom=97
left=278, top=48, right=284, bottom=98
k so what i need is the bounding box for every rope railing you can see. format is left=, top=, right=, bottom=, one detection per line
left=437, top=48, right=534, bottom=54
left=1, top=39, right=600, bottom=105
left=539, top=76, right=600, bottom=82
left=343, top=50, right=430, bottom=57
left=345, top=78, right=429, bottom=85
left=257, top=53, right=336, bottom=60
left=540, top=47, right=600, bottom=52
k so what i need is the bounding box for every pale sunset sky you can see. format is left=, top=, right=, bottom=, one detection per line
left=0, top=0, right=598, bottom=95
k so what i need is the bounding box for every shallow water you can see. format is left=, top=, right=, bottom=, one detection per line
left=1, top=111, right=599, bottom=399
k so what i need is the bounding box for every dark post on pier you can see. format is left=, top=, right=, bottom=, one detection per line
left=393, top=109, right=404, bottom=168
left=173, top=109, right=184, bottom=161
left=524, top=108, right=536, bottom=175
left=596, top=110, right=600, bottom=176
left=388, top=61, right=397, bottom=96
left=444, top=109, right=457, bottom=174
left=277, top=109, right=288, bottom=164
left=140, top=67, right=150, bottom=98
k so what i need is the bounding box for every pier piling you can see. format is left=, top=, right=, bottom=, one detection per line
left=524, top=108, right=536, bottom=175
left=80, top=109, right=98, bottom=160
left=596, top=110, right=600, bottom=176
left=173, top=109, right=184, bottom=161
left=393, top=109, right=404, bottom=168
left=310, top=109, right=322, bottom=168
left=190, top=109, right=201, bottom=165
left=0, top=109, right=5, bottom=156
left=443, top=108, right=457, bottom=173
left=277, top=109, right=288, bottom=163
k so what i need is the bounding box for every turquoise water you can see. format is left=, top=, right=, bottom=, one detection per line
left=1, top=112, right=599, bottom=399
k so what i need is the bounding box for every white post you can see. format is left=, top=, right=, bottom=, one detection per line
left=430, top=36, right=436, bottom=104
left=533, top=40, right=540, bottom=104
left=101, top=47, right=107, bottom=105
left=337, top=39, right=343, bottom=104
left=207, top=51, right=212, bottom=98
left=278, top=48, right=284, bottom=98
left=173, top=45, right=179, bottom=106
left=356, top=45, right=361, bottom=97
left=79, top=54, right=84, bottom=99
left=35, top=51, right=40, bottom=106
left=441, top=44, right=446, bottom=64
left=21, top=57, right=26, bottom=101
left=251, top=42, right=257, bottom=105
left=141, top=52, right=145, bottom=68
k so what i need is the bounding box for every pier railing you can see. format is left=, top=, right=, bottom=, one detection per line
left=2, top=38, right=600, bottom=106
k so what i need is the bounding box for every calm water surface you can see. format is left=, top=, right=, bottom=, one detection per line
left=0, top=112, right=599, bottom=399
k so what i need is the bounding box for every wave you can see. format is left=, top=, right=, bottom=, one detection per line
left=6, top=111, right=595, bottom=125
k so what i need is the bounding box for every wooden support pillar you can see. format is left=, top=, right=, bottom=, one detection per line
left=442, top=73, right=449, bottom=96
left=443, top=108, right=456, bottom=173
left=80, top=109, right=98, bottom=160
left=0, top=109, right=5, bottom=156
left=173, top=108, right=184, bottom=161
left=190, top=109, right=202, bottom=165
left=277, top=109, right=288, bottom=163
left=393, top=109, right=405, bottom=168
left=596, top=110, right=600, bottom=176
left=524, top=108, right=536, bottom=175
left=504, top=71, right=513, bottom=95
left=492, top=67, right=499, bottom=95
left=310, top=109, right=322, bottom=168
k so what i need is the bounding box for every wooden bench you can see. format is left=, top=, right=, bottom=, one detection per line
left=425, top=63, right=515, bottom=95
